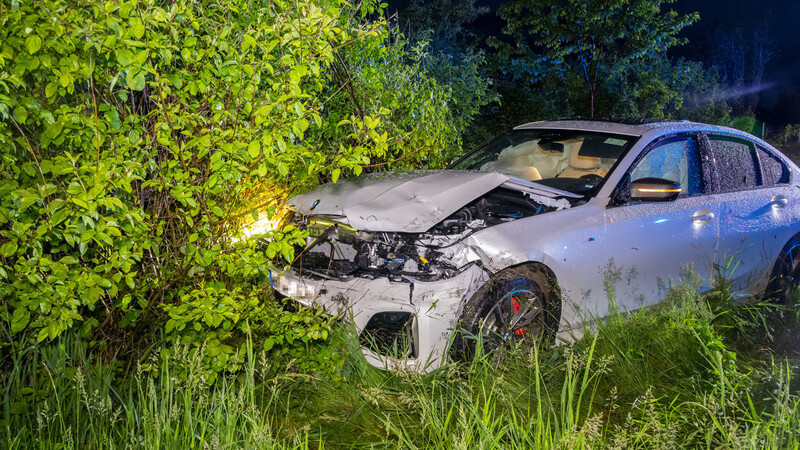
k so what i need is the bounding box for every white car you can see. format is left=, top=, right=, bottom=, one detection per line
left=273, top=119, right=800, bottom=371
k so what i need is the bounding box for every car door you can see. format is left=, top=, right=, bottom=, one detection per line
left=705, top=134, right=796, bottom=296
left=602, top=134, right=721, bottom=310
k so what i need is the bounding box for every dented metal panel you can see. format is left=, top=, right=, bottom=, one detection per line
left=290, top=171, right=511, bottom=232
left=273, top=263, right=489, bottom=372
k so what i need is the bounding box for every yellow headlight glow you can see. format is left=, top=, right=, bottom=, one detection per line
left=240, top=207, right=290, bottom=239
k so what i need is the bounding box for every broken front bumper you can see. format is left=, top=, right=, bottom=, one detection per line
left=271, top=264, right=489, bottom=372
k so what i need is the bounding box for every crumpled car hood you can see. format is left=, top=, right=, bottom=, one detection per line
left=289, top=170, right=576, bottom=232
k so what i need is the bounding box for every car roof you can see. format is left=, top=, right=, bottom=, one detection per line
left=514, top=119, right=753, bottom=139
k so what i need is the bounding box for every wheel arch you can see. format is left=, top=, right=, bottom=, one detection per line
left=765, top=231, right=800, bottom=301
left=500, top=260, right=561, bottom=295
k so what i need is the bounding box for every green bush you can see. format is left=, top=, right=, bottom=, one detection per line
left=0, top=0, right=470, bottom=378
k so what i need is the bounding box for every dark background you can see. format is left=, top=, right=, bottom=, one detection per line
left=397, top=0, right=800, bottom=126
left=673, top=0, right=800, bottom=125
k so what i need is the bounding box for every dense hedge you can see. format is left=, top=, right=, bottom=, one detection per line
left=0, top=0, right=477, bottom=378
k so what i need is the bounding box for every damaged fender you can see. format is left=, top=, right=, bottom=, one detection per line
left=274, top=263, right=489, bottom=371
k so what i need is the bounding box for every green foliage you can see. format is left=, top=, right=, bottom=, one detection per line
left=0, top=0, right=466, bottom=377
left=320, top=35, right=455, bottom=171
left=412, top=39, right=499, bottom=157
left=728, top=115, right=759, bottom=135
left=3, top=276, right=800, bottom=448
left=493, top=0, right=699, bottom=118
left=602, top=55, right=727, bottom=120
left=162, top=286, right=340, bottom=379
left=319, top=30, right=494, bottom=171
left=767, top=124, right=800, bottom=164
left=383, top=0, right=497, bottom=155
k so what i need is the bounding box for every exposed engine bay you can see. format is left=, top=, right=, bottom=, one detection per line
left=290, top=187, right=572, bottom=282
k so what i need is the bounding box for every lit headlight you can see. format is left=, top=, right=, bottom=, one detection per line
left=240, top=208, right=290, bottom=238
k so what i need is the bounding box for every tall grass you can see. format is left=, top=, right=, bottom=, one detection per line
left=2, top=277, right=800, bottom=448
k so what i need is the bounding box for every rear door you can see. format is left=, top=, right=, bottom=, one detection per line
left=705, top=134, right=796, bottom=296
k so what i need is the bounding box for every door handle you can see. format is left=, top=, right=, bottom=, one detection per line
left=692, top=209, right=714, bottom=225
left=771, top=196, right=788, bottom=208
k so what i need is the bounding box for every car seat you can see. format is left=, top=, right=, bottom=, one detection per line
left=558, top=141, right=609, bottom=179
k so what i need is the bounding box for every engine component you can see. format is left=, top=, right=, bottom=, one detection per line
left=289, top=187, right=565, bottom=281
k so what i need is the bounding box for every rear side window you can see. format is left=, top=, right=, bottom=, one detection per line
left=757, top=146, right=790, bottom=186
left=708, top=137, right=760, bottom=192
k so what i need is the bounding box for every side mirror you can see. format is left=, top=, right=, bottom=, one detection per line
left=629, top=177, right=682, bottom=202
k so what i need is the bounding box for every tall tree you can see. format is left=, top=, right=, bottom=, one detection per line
left=495, top=0, right=698, bottom=117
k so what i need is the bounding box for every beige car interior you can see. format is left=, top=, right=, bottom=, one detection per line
left=557, top=140, right=610, bottom=179
left=480, top=139, right=611, bottom=181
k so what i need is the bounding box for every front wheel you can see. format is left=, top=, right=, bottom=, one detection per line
left=452, top=264, right=561, bottom=361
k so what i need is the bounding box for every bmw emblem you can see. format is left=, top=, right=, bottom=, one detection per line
left=310, top=199, right=320, bottom=210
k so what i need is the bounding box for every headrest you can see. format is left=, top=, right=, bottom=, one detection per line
left=499, top=140, right=541, bottom=159
left=569, top=141, right=601, bottom=170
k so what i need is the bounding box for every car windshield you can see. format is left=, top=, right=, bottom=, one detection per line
left=450, top=129, right=638, bottom=195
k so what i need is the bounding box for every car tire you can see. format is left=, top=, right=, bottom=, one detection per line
left=452, top=264, right=561, bottom=361
left=767, top=235, right=800, bottom=304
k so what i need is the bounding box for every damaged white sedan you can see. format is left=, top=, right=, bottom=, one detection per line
left=272, top=119, right=800, bottom=371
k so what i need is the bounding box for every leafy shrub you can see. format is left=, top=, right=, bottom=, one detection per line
left=0, top=0, right=467, bottom=377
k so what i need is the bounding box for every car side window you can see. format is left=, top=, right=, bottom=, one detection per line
left=630, top=136, right=703, bottom=197
left=707, top=136, right=760, bottom=192
left=756, top=146, right=790, bottom=186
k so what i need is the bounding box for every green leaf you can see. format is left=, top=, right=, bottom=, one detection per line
left=58, top=71, right=73, bottom=88
left=12, top=106, right=28, bottom=124
left=242, top=34, right=256, bottom=51
left=126, top=70, right=146, bottom=91
left=11, top=308, right=30, bottom=333
left=47, top=322, right=59, bottom=340
left=119, top=1, right=134, bottom=18
left=117, top=50, right=133, bottom=66
left=25, top=35, right=42, bottom=55
left=133, top=23, right=145, bottom=40
left=248, top=141, right=260, bottom=159
left=45, top=82, right=58, bottom=98
left=19, top=193, right=38, bottom=210
left=59, top=256, right=77, bottom=265
left=331, top=168, right=341, bottom=183
left=277, top=162, right=288, bottom=177
left=211, top=206, right=224, bottom=217
left=37, top=327, right=49, bottom=342
left=87, top=287, right=102, bottom=304
left=71, top=198, right=89, bottom=210
left=0, top=241, right=18, bottom=257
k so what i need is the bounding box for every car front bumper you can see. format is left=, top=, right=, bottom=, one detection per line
left=271, top=264, right=489, bottom=372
